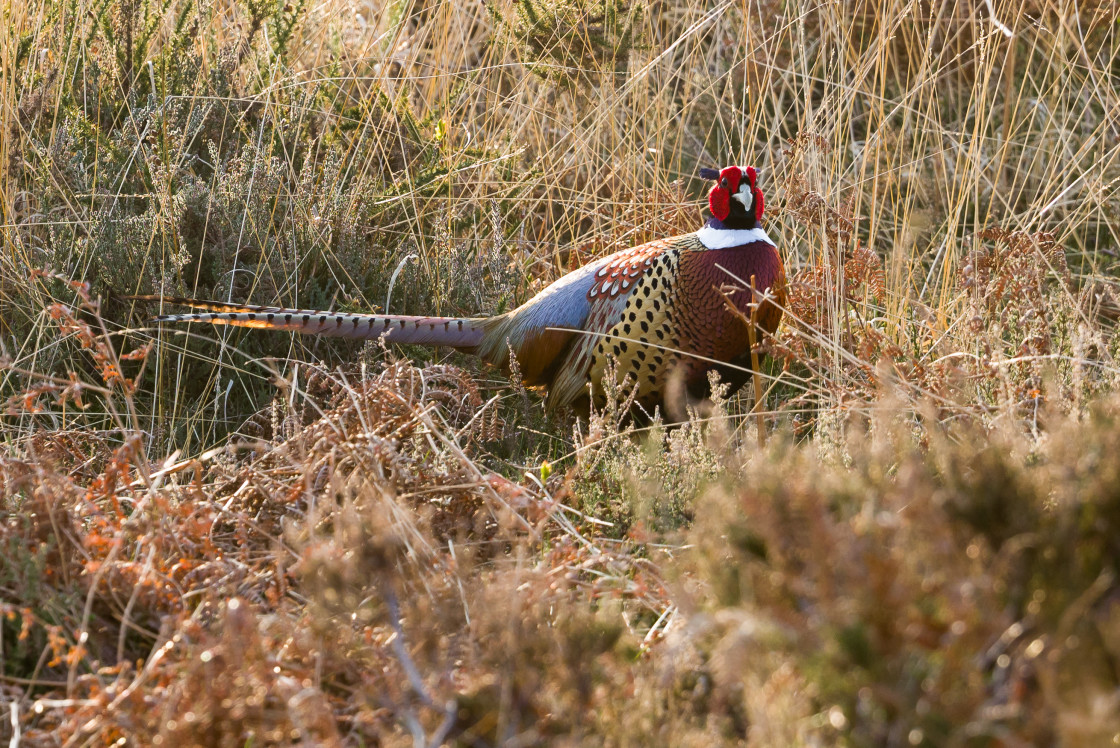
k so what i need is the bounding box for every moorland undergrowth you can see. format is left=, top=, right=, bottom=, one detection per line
left=2, top=0, right=1119, bottom=744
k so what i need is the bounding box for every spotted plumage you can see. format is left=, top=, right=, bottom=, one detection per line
left=140, top=165, right=785, bottom=415
left=587, top=241, right=684, bottom=405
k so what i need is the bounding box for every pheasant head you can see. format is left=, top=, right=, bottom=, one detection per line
left=701, top=165, right=764, bottom=230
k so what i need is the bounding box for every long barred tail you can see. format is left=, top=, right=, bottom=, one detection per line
left=135, top=297, right=486, bottom=350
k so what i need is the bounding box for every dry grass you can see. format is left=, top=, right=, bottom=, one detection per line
left=2, top=0, right=1120, bottom=744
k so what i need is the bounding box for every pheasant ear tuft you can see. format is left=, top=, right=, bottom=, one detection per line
left=699, top=167, right=720, bottom=180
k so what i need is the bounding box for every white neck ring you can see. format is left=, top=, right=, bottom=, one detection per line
left=696, top=225, right=773, bottom=249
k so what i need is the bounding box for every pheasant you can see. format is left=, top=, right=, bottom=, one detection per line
left=145, top=166, right=785, bottom=413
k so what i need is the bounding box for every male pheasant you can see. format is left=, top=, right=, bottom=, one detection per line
left=146, top=166, right=785, bottom=413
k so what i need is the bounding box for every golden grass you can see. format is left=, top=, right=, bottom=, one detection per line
left=2, top=0, right=1120, bottom=743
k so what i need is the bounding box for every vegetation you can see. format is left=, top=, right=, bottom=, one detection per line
left=2, top=0, right=1119, bottom=744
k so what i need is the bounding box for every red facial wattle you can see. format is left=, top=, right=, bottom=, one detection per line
left=745, top=166, right=764, bottom=220
left=708, top=186, right=730, bottom=221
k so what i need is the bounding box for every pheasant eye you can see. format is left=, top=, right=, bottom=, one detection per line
left=720, top=178, right=728, bottom=189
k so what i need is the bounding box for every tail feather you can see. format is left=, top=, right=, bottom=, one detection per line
left=138, top=297, right=486, bottom=350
